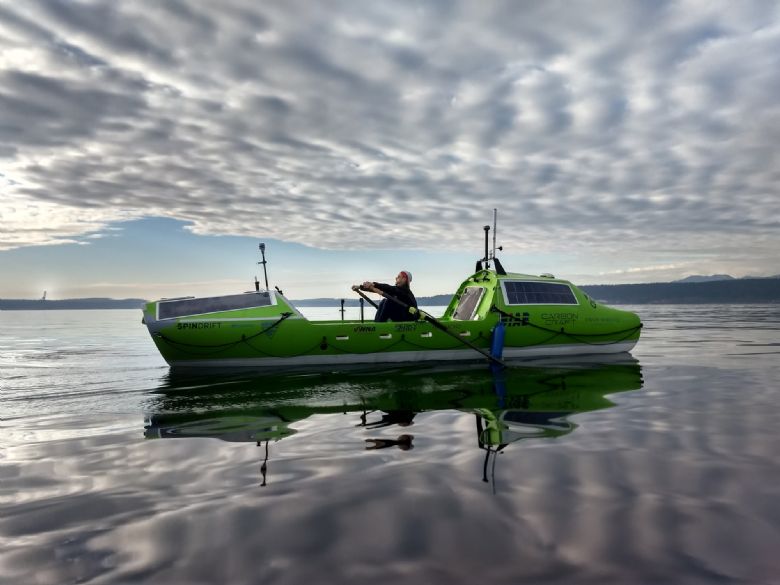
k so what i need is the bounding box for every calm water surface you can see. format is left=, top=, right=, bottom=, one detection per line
left=1, top=305, right=779, bottom=584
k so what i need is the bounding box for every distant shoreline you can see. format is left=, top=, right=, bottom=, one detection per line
left=0, top=298, right=147, bottom=311
left=2, top=278, right=778, bottom=310
left=581, top=278, right=780, bottom=305
left=295, top=277, right=780, bottom=306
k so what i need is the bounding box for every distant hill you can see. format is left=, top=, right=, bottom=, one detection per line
left=0, top=298, right=147, bottom=310
left=581, top=278, right=780, bottom=304
left=301, top=279, right=780, bottom=306
left=674, top=274, right=735, bottom=283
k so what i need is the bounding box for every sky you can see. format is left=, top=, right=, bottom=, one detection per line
left=1, top=0, right=778, bottom=299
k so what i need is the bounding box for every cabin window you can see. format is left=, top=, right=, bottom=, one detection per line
left=500, top=281, right=577, bottom=306
left=158, top=292, right=275, bottom=320
left=452, top=286, right=485, bottom=320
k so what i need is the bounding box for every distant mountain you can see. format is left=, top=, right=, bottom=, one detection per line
left=299, top=278, right=780, bottom=306
left=581, top=278, right=780, bottom=304
left=297, top=280, right=780, bottom=307
left=0, top=298, right=147, bottom=310
left=674, top=274, right=735, bottom=283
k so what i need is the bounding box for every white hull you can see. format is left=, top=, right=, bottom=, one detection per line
left=168, top=340, right=638, bottom=368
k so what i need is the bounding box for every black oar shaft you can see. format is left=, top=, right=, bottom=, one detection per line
left=352, top=287, right=380, bottom=309
left=422, top=313, right=505, bottom=367
left=375, top=290, right=506, bottom=367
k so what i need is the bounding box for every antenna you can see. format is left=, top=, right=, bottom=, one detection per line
left=257, top=243, right=269, bottom=291
left=490, top=209, right=506, bottom=275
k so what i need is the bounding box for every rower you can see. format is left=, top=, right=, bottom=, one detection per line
left=355, top=270, right=418, bottom=322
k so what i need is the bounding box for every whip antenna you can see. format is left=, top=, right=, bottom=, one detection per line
left=492, top=208, right=497, bottom=260
left=490, top=208, right=506, bottom=275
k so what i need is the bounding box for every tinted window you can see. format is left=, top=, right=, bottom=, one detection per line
left=452, top=286, right=485, bottom=320
left=158, top=292, right=273, bottom=319
left=502, top=281, right=577, bottom=305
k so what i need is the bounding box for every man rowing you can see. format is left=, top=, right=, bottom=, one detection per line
left=353, top=270, right=418, bottom=322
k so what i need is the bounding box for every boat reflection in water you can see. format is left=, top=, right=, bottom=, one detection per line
left=144, top=356, right=643, bottom=487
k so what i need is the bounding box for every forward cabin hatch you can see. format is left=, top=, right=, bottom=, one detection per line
left=452, top=286, right=486, bottom=320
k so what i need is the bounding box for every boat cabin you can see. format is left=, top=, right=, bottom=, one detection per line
left=442, top=270, right=582, bottom=322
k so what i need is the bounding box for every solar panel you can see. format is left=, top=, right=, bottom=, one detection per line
left=501, top=281, right=577, bottom=305
left=158, top=292, right=274, bottom=319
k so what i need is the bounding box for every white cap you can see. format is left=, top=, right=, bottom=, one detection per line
left=400, top=270, right=412, bottom=283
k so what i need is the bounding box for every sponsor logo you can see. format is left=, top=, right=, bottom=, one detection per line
left=541, top=312, right=578, bottom=326
left=501, top=312, right=529, bottom=327
left=177, top=322, right=221, bottom=330
left=584, top=316, right=620, bottom=323
left=541, top=312, right=578, bottom=321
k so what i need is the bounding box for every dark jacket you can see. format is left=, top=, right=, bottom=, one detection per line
left=373, top=282, right=418, bottom=322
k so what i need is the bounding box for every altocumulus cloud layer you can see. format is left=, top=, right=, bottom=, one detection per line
left=1, top=1, right=779, bottom=275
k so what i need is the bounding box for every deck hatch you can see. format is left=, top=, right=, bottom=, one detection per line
left=158, top=292, right=274, bottom=320
left=452, top=286, right=485, bottom=320
left=500, top=281, right=578, bottom=306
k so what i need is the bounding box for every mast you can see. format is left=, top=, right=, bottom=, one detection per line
left=483, top=225, right=490, bottom=269
left=492, top=208, right=497, bottom=260
left=476, top=210, right=504, bottom=273
left=258, top=243, right=269, bottom=291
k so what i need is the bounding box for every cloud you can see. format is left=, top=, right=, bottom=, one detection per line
left=0, top=1, right=778, bottom=275
left=0, top=192, right=130, bottom=249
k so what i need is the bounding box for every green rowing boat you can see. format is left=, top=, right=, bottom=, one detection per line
left=142, top=255, right=642, bottom=369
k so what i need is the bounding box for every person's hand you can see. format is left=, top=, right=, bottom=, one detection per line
left=361, top=281, right=373, bottom=291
